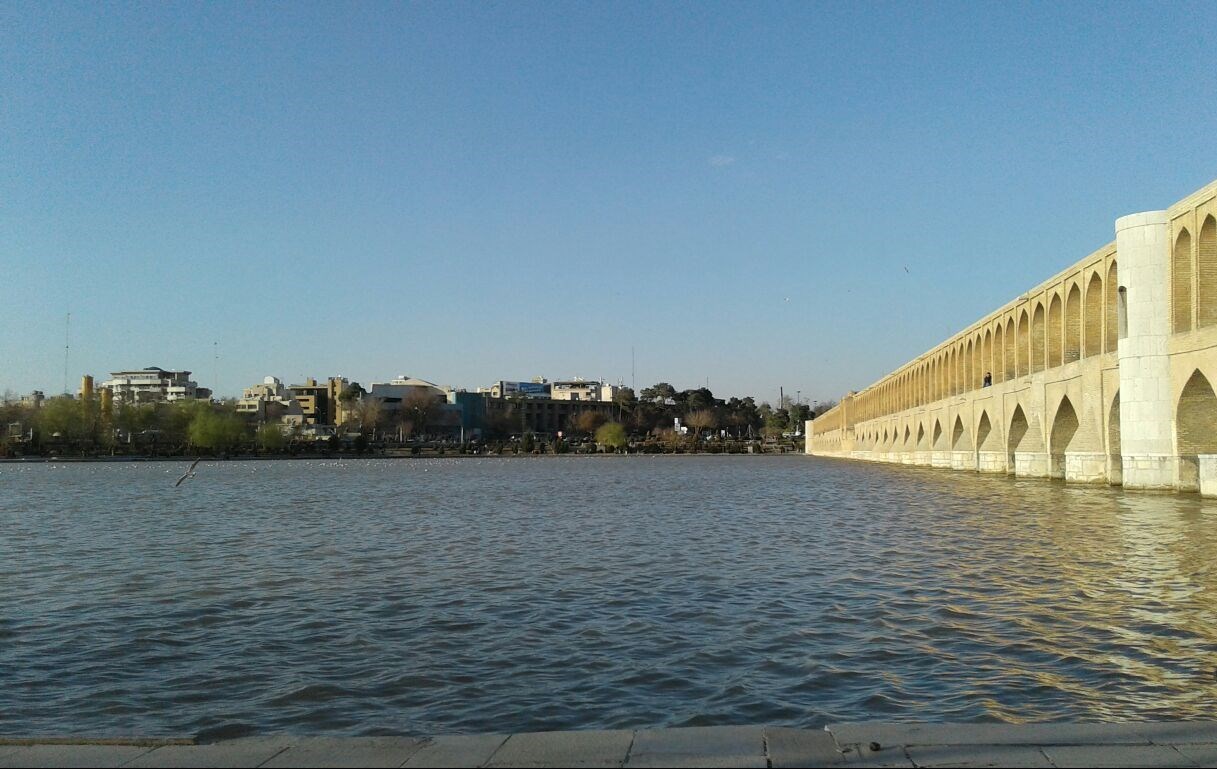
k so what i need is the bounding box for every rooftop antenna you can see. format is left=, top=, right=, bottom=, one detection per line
left=63, top=312, right=71, bottom=395
left=631, top=346, right=635, bottom=391
left=213, top=341, right=218, bottom=399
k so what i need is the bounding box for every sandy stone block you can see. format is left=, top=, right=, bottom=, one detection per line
left=261, top=737, right=426, bottom=767
left=487, top=730, right=633, bottom=767
left=0, top=745, right=155, bottom=768
left=402, top=734, right=510, bottom=768
left=1042, top=744, right=1190, bottom=767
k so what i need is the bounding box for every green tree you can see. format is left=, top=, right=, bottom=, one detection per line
left=256, top=423, right=286, bottom=453
left=640, top=382, right=676, bottom=403
left=189, top=409, right=247, bottom=453
left=595, top=421, right=627, bottom=451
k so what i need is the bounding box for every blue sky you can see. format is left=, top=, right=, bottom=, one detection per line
left=3, top=2, right=1215, bottom=402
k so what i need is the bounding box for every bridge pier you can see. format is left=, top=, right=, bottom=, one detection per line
left=1065, top=452, right=1108, bottom=483
left=1200, top=455, right=1217, bottom=497
left=977, top=451, right=1005, bottom=473
left=1014, top=451, right=1051, bottom=478
left=950, top=450, right=973, bottom=471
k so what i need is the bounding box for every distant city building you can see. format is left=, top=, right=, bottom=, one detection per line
left=236, top=376, right=302, bottom=424
left=101, top=367, right=211, bottom=404
left=287, top=377, right=341, bottom=426
left=367, top=376, right=449, bottom=406
left=550, top=378, right=618, bottom=402
left=484, top=394, right=617, bottom=435
left=481, top=379, right=551, bottom=399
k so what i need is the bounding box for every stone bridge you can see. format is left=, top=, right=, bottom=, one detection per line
left=807, top=178, right=1217, bottom=496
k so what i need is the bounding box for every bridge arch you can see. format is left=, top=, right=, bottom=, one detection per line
left=1048, top=293, right=1063, bottom=368
left=951, top=414, right=971, bottom=451
left=1065, top=283, right=1082, bottom=363
left=1008, top=403, right=1044, bottom=472
left=1084, top=272, right=1103, bottom=357
left=1049, top=395, right=1080, bottom=479
left=976, top=410, right=997, bottom=453
left=916, top=422, right=927, bottom=451
left=933, top=419, right=945, bottom=450
left=1017, top=310, right=1030, bottom=376
left=1174, top=228, right=1193, bottom=333
left=1031, top=302, right=1046, bottom=373
left=1177, top=369, right=1217, bottom=491
left=1106, top=261, right=1119, bottom=352
left=1004, top=317, right=1016, bottom=380
left=1201, top=215, right=1217, bottom=328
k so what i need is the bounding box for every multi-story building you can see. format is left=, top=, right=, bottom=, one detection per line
left=481, top=379, right=551, bottom=399
left=235, top=376, right=301, bottom=424
left=484, top=395, right=618, bottom=436
left=101, top=368, right=211, bottom=404
left=550, top=378, right=619, bottom=402
left=288, top=378, right=334, bottom=426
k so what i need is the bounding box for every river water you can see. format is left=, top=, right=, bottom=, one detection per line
left=3, top=456, right=1217, bottom=737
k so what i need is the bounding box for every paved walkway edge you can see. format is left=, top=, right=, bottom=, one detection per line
left=3, top=722, right=1217, bottom=767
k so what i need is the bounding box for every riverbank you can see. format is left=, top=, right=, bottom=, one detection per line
left=0, top=447, right=800, bottom=463
left=3, top=722, right=1216, bottom=767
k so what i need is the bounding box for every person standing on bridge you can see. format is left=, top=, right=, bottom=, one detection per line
left=983, top=372, right=993, bottom=387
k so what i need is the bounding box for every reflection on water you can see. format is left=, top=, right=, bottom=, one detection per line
left=3, top=456, right=1217, bottom=736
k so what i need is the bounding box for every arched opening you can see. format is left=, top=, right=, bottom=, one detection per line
left=1049, top=396, right=1079, bottom=479
left=1084, top=272, right=1103, bottom=358
left=1177, top=370, right=1217, bottom=491
left=916, top=423, right=927, bottom=451
left=903, top=425, right=911, bottom=448
left=1174, top=228, right=1193, bottom=333
left=932, top=419, right=944, bottom=450
left=1008, top=405, right=1029, bottom=472
left=1017, top=311, right=1030, bottom=376
left=994, top=324, right=1005, bottom=384
left=982, top=329, right=993, bottom=386
left=950, top=415, right=969, bottom=450
left=1004, top=318, right=1016, bottom=380
left=1031, top=303, right=1046, bottom=373
left=1106, top=261, right=1118, bottom=352
left=965, top=339, right=974, bottom=392
left=1048, top=294, right=1063, bottom=368
left=1108, top=393, right=1121, bottom=485
left=1064, top=284, right=1081, bottom=363
left=976, top=411, right=994, bottom=451
left=1200, top=216, right=1217, bottom=328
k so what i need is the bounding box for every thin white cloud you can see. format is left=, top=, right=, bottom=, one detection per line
left=708, top=155, right=736, bottom=167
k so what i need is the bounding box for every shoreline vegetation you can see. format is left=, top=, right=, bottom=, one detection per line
left=2, top=382, right=828, bottom=461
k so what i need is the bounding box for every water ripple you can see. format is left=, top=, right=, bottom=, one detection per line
left=4, top=456, right=1217, bottom=735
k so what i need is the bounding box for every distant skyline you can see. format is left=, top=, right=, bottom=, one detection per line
left=3, top=2, right=1216, bottom=400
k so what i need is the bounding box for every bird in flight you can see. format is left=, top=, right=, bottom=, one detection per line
left=174, top=458, right=202, bottom=487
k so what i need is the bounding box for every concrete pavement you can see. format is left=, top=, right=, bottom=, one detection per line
left=4, top=722, right=1217, bottom=767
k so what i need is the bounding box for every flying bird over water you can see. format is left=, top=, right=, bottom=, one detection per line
left=174, top=458, right=202, bottom=487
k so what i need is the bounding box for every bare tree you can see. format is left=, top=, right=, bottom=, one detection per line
left=573, top=410, right=607, bottom=435
left=402, top=390, right=439, bottom=438
left=353, top=397, right=383, bottom=437
left=685, top=409, right=717, bottom=438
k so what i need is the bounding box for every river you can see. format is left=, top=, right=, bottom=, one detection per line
left=3, top=456, right=1216, bottom=736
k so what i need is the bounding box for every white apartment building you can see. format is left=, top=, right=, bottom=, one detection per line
left=101, top=367, right=209, bottom=404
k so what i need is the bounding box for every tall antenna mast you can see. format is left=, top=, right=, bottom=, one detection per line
left=631, top=346, right=635, bottom=391
left=63, top=312, right=71, bottom=395
left=213, top=341, right=219, bottom=399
